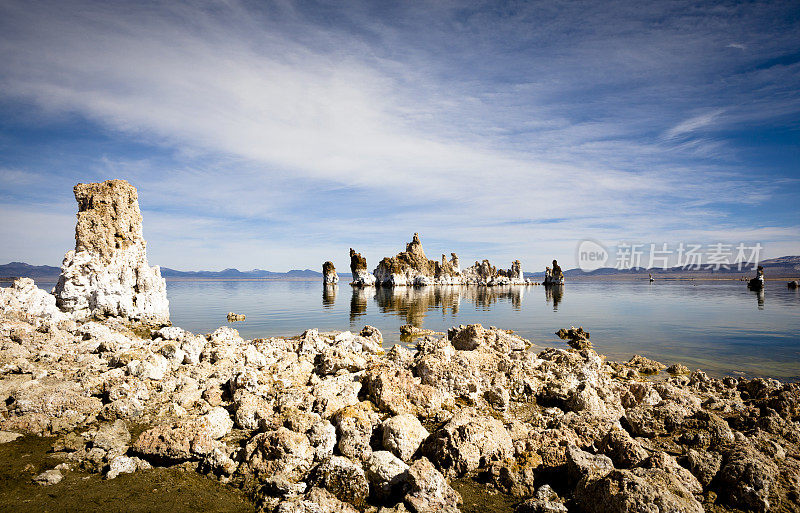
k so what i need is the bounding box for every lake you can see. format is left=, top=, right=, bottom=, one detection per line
left=159, top=279, right=800, bottom=381
left=10, top=278, right=799, bottom=381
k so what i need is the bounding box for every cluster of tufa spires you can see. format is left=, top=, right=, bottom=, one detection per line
left=330, top=233, right=533, bottom=287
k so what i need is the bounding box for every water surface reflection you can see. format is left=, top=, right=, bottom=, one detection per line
left=149, top=279, right=800, bottom=380
left=353, top=286, right=527, bottom=325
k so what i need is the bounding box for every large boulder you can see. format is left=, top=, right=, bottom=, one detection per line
left=716, top=445, right=779, bottom=513
left=404, top=457, right=461, bottom=512
left=244, top=427, right=315, bottom=483
left=575, top=467, right=704, bottom=513
left=382, top=413, right=429, bottom=462
left=365, top=451, right=409, bottom=499
left=309, top=456, right=369, bottom=509
left=332, top=403, right=380, bottom=462
left=0, top=278, right=66, bottom=320
left=424, top=408, right=514, bottom=476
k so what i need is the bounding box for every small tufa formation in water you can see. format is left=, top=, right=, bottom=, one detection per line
left=54, top=179, right=169, bottom=326
left=747, top=265, right=765, bottom=290
left=543, top=259, right=565, bottom=286
left=556, top=326, right=591, bottom=350
left=461, top=258, right=524, bottom=285
left=350, top=248, right=375, bottom=286
left=226, top=312, right=245, bottom=322
left=322, top=261, right=339, bottom=284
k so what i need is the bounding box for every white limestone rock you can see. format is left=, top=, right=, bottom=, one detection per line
left=365, top=450, right=409, bottom=499
left=323, top=261, right=340, bottom=284
left=349, top=249, right=376, bottom=286
left=381, top=413, right=429, bottom=462
left=53, top=180, right=169, bottom=325
left=34, top=469, right=63, bottom=486
left=0, top=278, right=66, bottom=321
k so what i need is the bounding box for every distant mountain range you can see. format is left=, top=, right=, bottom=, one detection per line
left=0, top=261, right=335, bottom=281
left=160, top=267, right=325, bottom=279
left=0, top=262, right=62, bottom=280
left=2, top=256, right=798, bottom=281
left=524, top=255, right=800, bottom=278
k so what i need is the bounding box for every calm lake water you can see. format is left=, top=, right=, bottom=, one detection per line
left=159, top=279, right=800, bottom=381
left=10, top=278, right=799, bottom=381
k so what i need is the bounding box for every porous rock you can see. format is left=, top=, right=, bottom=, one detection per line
left=424, top=408, right=514, bottom=476
left=404, top=457, right=461, bottom=513
left=382, top=413, right=429, bottom=462
left=53, top=179, right=169, bottom=325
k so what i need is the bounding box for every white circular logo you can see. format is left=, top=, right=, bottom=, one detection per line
left=576, top=239, right=609, bottom=271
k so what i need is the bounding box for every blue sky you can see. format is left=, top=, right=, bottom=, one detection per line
left=0, top=0, right=798, bottom=272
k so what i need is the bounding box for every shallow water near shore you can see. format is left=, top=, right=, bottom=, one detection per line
left=0, top=435, right=254, bottom=513
left=158, top=278, right=800, bottom=381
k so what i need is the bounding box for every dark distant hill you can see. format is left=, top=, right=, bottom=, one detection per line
left=0, top=262, right=61, bottom=280
left=160, top=267, right=323, bottom=279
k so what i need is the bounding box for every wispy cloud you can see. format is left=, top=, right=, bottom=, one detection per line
left=664, top=109, right=727, bottom=140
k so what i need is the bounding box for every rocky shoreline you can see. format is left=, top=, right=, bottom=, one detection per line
left=0, top=302, right=798, bottom=512
left=0, top=180, right=798, bottom=512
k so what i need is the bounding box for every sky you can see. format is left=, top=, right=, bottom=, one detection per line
left=0, top=0, right=798, bottom=273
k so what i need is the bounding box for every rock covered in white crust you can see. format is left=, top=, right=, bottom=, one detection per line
left=371, top=233, right=525, bottom=286
left=0, top=278, right=66, bottom=321
left=349, top=249, right=376, bottom=286
left=53, top=180, right=169, bottom=325
left=323, top=261, right=339, bottom=284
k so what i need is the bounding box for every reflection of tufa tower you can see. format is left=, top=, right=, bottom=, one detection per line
left=54, top=180, right=170, bottom=325
left=322, top=283, right=337, bottom=308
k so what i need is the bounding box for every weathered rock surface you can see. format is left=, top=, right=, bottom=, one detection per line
left=424, top=408, right=514, bottom=476
left=366, top=450, right=409, bottom=499
left=405, top=457, right=461, bottom=512
left=556, top=326, right=591, bottom=350
left=309, top=455, right=369, bottom=508
left=323, top=261, right=339, bottom=284
left=575, top=467, right=704, bottom=513
left=382, top=413, right=429, bottom=462
left=350, top=249, right=376, bottom=286
left=516, top=485, right=567, bottom=513
left=543, top=259, right=564, bottom=285
left=0, top=278, right=66, bottom=321
left=34, top=469, right=63, bottom=486
left=367, top=233, right=526, bottom=286
left=53, top=180, right=169, bottom=325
